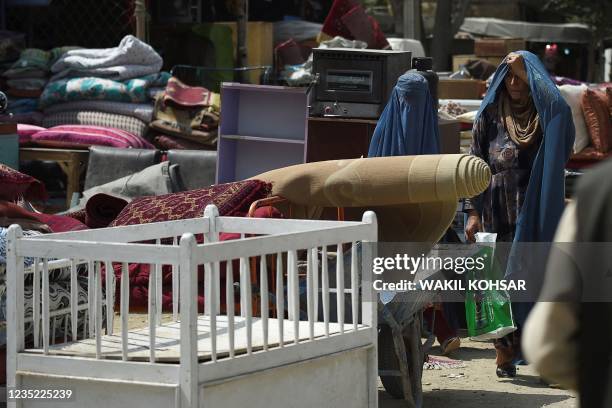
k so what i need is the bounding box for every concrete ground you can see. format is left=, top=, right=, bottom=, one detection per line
left=379, top=339, right=577, bottom=408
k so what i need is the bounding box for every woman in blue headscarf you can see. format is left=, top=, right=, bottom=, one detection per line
left=464, top=52, right=574, bottom=377
left=367, top=71, right=440, bottom=157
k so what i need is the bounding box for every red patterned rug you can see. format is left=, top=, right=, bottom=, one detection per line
left=110, top=179, right=270, bottom=227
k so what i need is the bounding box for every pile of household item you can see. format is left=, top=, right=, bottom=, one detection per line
left=441, top=83, right=612, bottom=168
left=1, top=34, right=222, bottom=153
left=275, top=0, right=391, bottom=86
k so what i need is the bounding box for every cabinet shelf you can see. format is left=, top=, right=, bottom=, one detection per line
left=217, top=83, right=309, bottom=184
left=222, top=134, right=305, bottom=145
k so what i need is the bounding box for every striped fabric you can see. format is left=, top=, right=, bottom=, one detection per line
left=42, top=111, right=148, bottom=138
left=43, top=101, right=154, bottom=123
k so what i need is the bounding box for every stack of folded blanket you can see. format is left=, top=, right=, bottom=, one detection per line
left=3, top=48, right=50, bottom=99
left=40, top=35, right=169, bottom=139
left=149, top=76, right=221, bottom=149
left=0, top=47, right=74, bottom=125
left=2, top=47, right=77, bottom=99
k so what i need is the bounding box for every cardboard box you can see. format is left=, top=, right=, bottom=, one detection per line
left=452, top=54, right=503, bottom=72
left=438, top=79, right=486, bottom=100
left=474, top=38, right=526, bottom=57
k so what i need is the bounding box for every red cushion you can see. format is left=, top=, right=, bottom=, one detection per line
left=0, top=164, right=47, bottom=202
left=582, top=89, right=611, bottom=153
left=17, top=124, right=45, bottom=145
left=30, top=125, right=154, bottom=149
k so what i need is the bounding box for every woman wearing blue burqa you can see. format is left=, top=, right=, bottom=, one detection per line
left=464, top=52, right=575, bottom=377
left=367, top=72, right=440, bottom=157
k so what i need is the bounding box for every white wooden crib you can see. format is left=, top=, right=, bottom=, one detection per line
left=6, top=205, right=378, bottom=408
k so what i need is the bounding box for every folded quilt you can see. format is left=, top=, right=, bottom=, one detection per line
left=2, top=48, right=50, bottom=78
left=6, top=77, right=47, bottom=91
left=42, top=111, right=148, bottom=138
left=7, top=88, right=42, bottom=98
left=39, top=72, right=170, bottom=108
left=43, top=100, right=154, bottom=123
left=6, top=98, right=39, bottom=114
left=1, top=46, right=77, bottom=79
left=51, top=35, right=163, bottom=81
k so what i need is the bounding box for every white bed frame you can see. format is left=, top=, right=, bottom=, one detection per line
left=6, top=205, right=378, bottom=408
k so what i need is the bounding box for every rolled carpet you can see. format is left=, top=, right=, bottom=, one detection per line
left=85, top=193, right=129, bottom=228
left=252, top=154, right=491, bottom=242
left=253, top=155, right=490, bottom=207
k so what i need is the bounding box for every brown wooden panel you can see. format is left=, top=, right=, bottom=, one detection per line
left=306, top=118, right=377, bottom=163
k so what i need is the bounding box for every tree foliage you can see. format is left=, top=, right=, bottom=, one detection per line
left=543, top=0, right=612, bottom=45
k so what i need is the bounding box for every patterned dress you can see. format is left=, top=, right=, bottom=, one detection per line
left=464, top=102, right=542, bottom=242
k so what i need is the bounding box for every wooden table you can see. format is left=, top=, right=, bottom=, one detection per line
left=19, top=148, right=89, bottom=208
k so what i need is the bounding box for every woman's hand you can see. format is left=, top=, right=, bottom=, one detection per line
left=465, top=210, right=482, bottom=243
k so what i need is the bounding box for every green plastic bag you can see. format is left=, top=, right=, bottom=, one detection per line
left=465, top=244, right=516, bottom=341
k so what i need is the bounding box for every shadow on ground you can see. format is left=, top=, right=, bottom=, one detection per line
left=429, top=345, right=494, bottom=362
left=379, top=389, right=574, bottom=408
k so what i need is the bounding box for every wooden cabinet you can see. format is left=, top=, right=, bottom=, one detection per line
left=216, top=83, right=309, bottom=183
left=307, top=117, right=460, bottom=163
left=306, top=118, right=378, bottom=163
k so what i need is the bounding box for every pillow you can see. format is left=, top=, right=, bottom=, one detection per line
left=558, top=85, right=590, bottom=154
left=80, top=161, right=177, bottom=204
left=109, top=180, right=271, bottom=227
left=582, top=89, right=612, bottom=153
left=455, top=110, right=478, bottom=124
left=0, top=164, right=47, bottom=202
left=42, top=111, right=149, bottom=139
left=29, top=125, right=154, bottom=149
left=17, top=124, right=45, bottom=145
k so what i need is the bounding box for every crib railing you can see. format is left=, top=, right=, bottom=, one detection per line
left=7, top=205, right=378, bottom=407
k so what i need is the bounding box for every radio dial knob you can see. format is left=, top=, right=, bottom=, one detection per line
left=324, top=106, right=333, bottom=114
